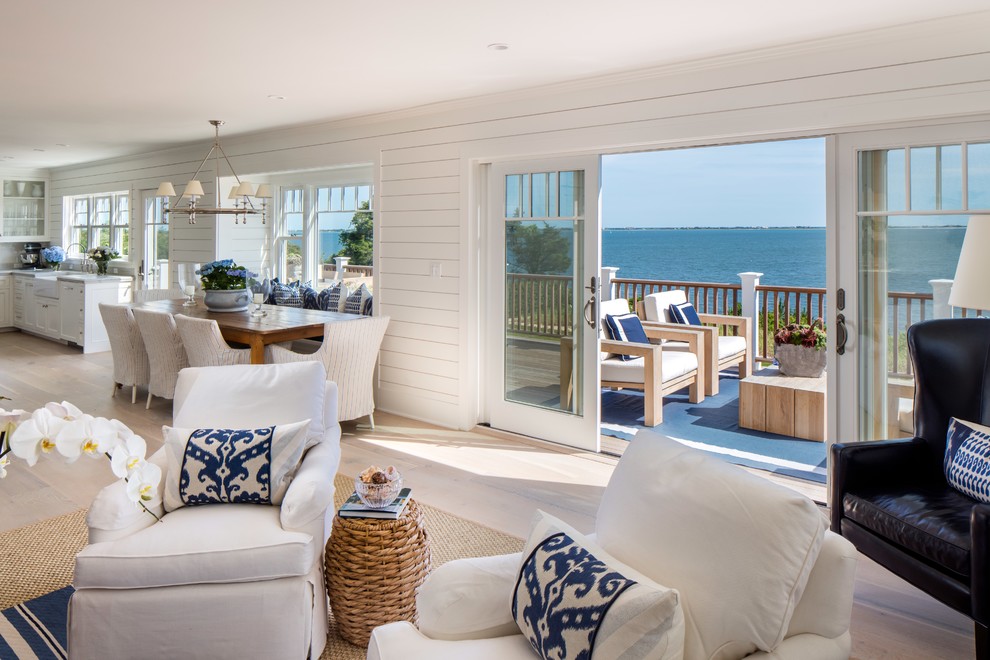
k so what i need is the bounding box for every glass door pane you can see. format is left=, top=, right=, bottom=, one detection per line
left=489, top=158, right=600, bottom=451
left=504, top=171, right=583, bottom=412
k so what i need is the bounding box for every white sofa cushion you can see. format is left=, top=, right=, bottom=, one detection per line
left=601, top=351, right=698, bottom=384
left=595, top=432, right=827, bottom=660
left=75, top=505, right=317, bottom=589
left=418, top=553, right=523, bottom=641
left=516, top=511, right=684, bottom=660
left=173, top=362, right=327, bottom=449
left=643, top=291, right=688, bottom=323
left=162, top=419, right=309, bottom=512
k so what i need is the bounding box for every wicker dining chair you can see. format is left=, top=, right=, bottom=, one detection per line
left=267, top=315, right=390, bottom=427
left=174, top=314, right=251, bottom=367
left=98, top=303, right=151, bottom=404
left=132, top=308, right=189, bottom=409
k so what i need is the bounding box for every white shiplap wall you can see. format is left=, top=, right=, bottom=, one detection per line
left=39, top=13, right=990, bottom=430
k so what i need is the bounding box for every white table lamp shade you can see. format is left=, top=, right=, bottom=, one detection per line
left=949, top=215, right=990, bottom=311
left=156, top=182, right=176, bottom=197
left=236, top=182, right=257, bottom=197
left=255, top=184, right=273, bottom=199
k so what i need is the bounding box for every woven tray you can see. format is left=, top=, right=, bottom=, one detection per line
left=325, top=499, right=432, bottom=646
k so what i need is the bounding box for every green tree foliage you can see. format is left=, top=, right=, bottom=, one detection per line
left=335, top=202, right=373, bottom=266
left=506, top=222, right=572, bottom=275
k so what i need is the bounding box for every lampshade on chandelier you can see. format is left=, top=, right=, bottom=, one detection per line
left=155, top=120, right=271, bottom=225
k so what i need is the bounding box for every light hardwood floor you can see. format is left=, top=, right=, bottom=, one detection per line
left=0, top=331, right=974, bottom=659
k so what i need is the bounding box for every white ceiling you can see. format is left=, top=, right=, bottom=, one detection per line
left=1, top=0, right=987, bottom=169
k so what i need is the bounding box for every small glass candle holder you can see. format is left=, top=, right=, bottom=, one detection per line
left=183, top=285, right=196, bottom=307
left=251, top=292, right=265, bottom=317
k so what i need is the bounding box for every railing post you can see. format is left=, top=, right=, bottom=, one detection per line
left=334, top=256, right=350, bottom=282
left=930, top=278, right=954, bottom=319
left=739, top=272, right=763, bottom=372
left=601, top=267, right=619, bottom=301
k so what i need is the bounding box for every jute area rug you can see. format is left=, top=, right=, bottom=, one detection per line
left=0, top=474, right=524, bottom=660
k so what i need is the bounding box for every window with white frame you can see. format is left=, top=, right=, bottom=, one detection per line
left=273, top=183, right=373, bottom=286
left=65, top=191, right=130, bottom=257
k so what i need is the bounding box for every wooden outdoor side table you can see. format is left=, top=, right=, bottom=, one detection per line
left=738, top=366, right=826, bottom=441
left=325, top=499, right=432, bottom=647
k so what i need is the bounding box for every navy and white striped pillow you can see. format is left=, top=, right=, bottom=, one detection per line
left=945, top=417, right=990, bottom=503
left=272, top=281, right=302, bottom=307
left=604, top=313, right=649, bottom=362
left=316, top=282, right=349, bottom=311
left=670, top=301, right=702, bottom=326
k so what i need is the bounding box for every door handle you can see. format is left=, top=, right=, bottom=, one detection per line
left=583, top=276, right=599, bottom=330
left=835, top=313, right=848, bottom=355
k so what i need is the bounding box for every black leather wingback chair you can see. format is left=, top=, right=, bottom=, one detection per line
left=832, top=317, right=990, bottom=659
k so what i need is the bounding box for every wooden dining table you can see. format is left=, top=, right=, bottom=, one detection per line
left=131, top=298, right=366, bottom=364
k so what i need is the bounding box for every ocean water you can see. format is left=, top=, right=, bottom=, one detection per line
left=602, top=227, right=964, bottom=294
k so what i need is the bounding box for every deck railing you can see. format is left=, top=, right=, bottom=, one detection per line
left=320, top=263, right=374, bottom=278
left=505, top=273, right=573, bottom=338
left=501, top=273, right=955, bottom=377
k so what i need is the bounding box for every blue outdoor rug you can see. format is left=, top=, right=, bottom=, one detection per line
left=601, top=371, right=827, bottom=483
left=0, top=586, right=72, bottom=659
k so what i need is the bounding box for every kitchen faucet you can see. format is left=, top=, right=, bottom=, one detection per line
left=64, top=243, right=95, bottom=273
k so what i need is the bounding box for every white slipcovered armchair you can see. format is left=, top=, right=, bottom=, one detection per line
left=369, top=431, right=857, bottom=660
left=68, top=362, right=342, bottom=659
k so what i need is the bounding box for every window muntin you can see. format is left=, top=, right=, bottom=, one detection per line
left=66, top=191, right=130, bottom=256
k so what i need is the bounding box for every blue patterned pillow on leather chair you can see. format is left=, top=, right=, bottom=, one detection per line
left=945, top=417, right=990, bottom=503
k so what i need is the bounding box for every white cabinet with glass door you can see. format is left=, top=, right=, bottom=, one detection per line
left=486, top=157, right=602, bottom=451
left=0, top=179, right=47, bottom=242
left=834, top=121, right=990, bottom=442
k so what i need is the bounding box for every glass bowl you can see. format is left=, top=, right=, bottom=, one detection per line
left=355, top=477, right=402, bottom=508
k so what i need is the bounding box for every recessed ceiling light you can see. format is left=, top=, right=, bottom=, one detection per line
left=488, top=43, right=509, bottom=51
left=267, top=94, right=286, bottom=101
left=33, top=148, right=45, bottom=152
left=55, top=143, right=70, bottom=147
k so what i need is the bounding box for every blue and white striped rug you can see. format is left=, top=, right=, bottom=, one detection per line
left=0, top=586, right=72, bottom=660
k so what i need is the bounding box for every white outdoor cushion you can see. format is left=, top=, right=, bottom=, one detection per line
left=75, top=505, right=317, bottom=589
left=516, top=511, right=685, bottom=660
left=162, top=419, right=310, bottom=512
left=665, top=335, right=746, bottom=361
left=600, top=352, right=698, bottom=384
left=595, top=431, right=827, bottom=660
left=643, top=291, right=688, bottom=323
left=173, top=362, right=327, bottom=449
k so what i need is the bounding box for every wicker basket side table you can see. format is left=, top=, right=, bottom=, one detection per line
left=325, top=499, right=432, bottom=647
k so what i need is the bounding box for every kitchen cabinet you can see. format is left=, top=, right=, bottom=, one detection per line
left=60, top=281, right=84, bottom=344
left=0, top=275, right=10, bottom=328
left=0, top=179, right=47, bottom=242
left=11, top=272, right=131, bottom=351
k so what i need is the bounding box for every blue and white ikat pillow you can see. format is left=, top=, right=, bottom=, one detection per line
left=344, top=283, right=372, bottom=315
left=513, top=511, right=684, bottom=660
left=162, top=419, right=310, bottom=512
left=945, top=417, right=990, bottom=504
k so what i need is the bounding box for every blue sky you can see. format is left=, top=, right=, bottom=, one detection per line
left=601, top=138, right=826, bottom=228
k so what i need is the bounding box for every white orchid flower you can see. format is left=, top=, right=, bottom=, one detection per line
left=110, top=435, right=149, bottom=478
left=56, top=415, right=118, bottom=462
left=44, top=401, right=85, bottom=422
left=126, top=461, right=162, bottom=505
left=0, top=408, right=30, bottom=438
left=10, top=408, right=67, bottom=466
left=0, top=454, right=9, bottom=478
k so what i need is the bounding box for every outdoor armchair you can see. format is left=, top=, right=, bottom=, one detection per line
left=596, top=297, right=705, bottom=426
left=638, top=289, right=751, bottom=396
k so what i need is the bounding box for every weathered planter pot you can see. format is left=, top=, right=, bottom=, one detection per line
left=203, top=288, right=250, bottom=312
left=775, top=343, right=826, bottom=378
